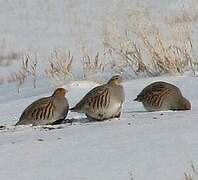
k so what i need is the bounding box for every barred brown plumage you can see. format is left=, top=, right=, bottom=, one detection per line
left=134, top=81, right=191, bottom=111
left=70, top=75, right=125, bottom=121
left=16, top=88, right=69, bottom=126
left=88, top=88, right=110, bottom=110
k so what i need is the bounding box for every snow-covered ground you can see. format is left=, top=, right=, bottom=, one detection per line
left=0, top=0, right=198, bottom=179
left=0, top=75, right=198, bottom=180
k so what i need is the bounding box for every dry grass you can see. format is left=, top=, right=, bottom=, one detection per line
left=129, top=172, right=134, bottom=180
left=2, top=1, right=198, bottom=87
left=7, top=53, right=38, bottom=93
left=102, top=4, right=196, bottom=77
left=7, top=58, right=29, bottom=93
left=138, top=31, right=194, bottom=75
left=166, top=12, right=197, bottom=26
left=184, top=164, right=198, bottom=180
left=165, top=2, right=198, bottom=26
left=25, top=53, right=38, bottom=88
left=81, top=52, right=106, bottom=78
left=45, top=50, right=73, bottom=85
left=104, top=41, right=154, bottom=77
left=0, top=52, right=21, bottom=67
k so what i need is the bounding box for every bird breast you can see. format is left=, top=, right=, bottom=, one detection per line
left=110, top=85, right=125, bottom=102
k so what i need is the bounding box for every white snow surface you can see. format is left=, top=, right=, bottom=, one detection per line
left=0, top=75, right=198, bottom=180
left=0, top=0, right=198, bottom=179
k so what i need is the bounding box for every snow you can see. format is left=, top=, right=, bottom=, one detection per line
left=0, top=0, right=198, bottom=179
left=0, top=75, right=198, bottom=180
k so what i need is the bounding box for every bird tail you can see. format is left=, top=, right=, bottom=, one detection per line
left=69, top=107, right=76, bottom=112
left=69, top=106, right=83, bottom=112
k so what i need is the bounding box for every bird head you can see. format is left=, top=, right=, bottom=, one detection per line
left=179, top=97, right=191, bottom=110
left=52, top=88, right=68, bottom=97
left=107, top=75, right=123, bottom=85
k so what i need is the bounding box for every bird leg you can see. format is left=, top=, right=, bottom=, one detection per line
left=50, top=119, right=64, bottom=125
left=114, top=112, right=121, bottom=118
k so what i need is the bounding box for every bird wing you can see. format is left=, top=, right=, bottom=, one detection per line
left=134, top=82, right=172, bottom=106
left=20, top=97, right=55, bottom=121
left=70, top=84, right=111, bottom=111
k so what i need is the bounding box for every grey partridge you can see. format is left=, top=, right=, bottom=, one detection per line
left=16, top=88, right=69, bottom=125
left=134, top=81, right=191, bottom=111
left=70, top=75, right=125, bottom=120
